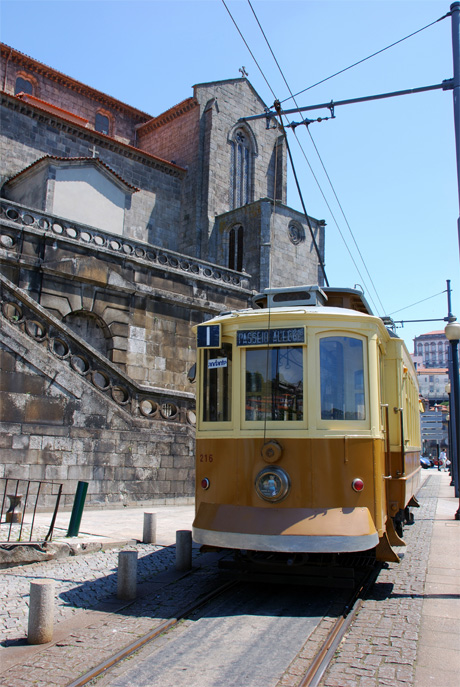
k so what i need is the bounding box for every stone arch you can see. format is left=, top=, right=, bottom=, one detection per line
left=63, top=310, right=112, bottom=358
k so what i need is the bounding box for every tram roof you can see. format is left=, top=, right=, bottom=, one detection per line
left=251, top=285, right=374, bottom=314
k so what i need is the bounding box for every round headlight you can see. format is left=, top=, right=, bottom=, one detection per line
left=255, top=467, right=290, bottom=503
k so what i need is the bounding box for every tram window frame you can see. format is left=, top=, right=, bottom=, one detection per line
left=200, top=342, right=233, bottom=425
left=317, top=333, right=369, bottom=427
left=242, top=344, right=306, bottom=427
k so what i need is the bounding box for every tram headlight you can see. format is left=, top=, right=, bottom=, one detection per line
left=255, top=467, right=290, bottom=503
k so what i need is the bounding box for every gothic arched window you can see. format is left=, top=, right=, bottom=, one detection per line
left=228, top=224, right=244, bottom=272
left=230, top=128, right=252, bottom=209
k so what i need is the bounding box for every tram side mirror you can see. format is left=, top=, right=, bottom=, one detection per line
left=187, top=363, right=196, bottom=383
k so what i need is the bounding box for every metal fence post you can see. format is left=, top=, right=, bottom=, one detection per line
left=66, top=481, right=88, bottom=537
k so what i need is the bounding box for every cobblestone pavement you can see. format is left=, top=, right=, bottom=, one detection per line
left=277, top=473, right=441, bottom=687
left=0, top=544, right=180, bottom=643
left=0, top=550, right=222, bottom=687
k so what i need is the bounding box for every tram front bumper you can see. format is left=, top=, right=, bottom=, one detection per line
left=193, top=503, right=379, bottom=553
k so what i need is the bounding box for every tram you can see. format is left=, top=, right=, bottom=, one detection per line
left=192, top=285, right=421, bottom=563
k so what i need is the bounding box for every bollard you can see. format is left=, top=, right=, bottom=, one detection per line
left=66, top=481, right=89, bottom=537
left=175, top=529, right=192, bottom=571
left=143, top=512, right=157, bottom=544
left=117, top=550, right=138, bottom=600
left=28, top=579, right=55, bottom=644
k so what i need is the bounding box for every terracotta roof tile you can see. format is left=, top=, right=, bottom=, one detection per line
left=6, top=155, right=140, bottom=192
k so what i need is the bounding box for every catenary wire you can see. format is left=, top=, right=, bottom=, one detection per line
left=280, top=11, right=451, bottom=105
left=389, top=289, right=448, bottom=316
left=291, top=128, right=381, bottom=314
left=222, top=0, right=329, bottom=284
left=247, top=0, right=385, bottom=313
left=221, top=0, right=277, bottom=99
left=304, top=129, right=386, bottom=314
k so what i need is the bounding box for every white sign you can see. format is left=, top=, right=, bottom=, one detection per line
left=208, top=358, right=228, bottom=369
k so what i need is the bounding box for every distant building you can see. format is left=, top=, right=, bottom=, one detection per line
left=416, top=367, right=450, bottom=404
left=420, top=406, right=448, bottom=457
left=412, top=331, right=449, bottom=404
left=412, top=330, right=450, bottom=456
left=413, top=331, right=449, bottom=369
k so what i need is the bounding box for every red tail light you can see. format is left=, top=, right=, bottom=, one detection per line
left=352, top=478, right=364, bottom=492
left=201, top=478, right=210, bottom=490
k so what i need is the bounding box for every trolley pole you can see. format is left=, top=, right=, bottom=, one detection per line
left=451, top=2, right=460, bottom=263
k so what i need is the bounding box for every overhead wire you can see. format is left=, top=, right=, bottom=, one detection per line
left=221, top=0, right=329, bottom=285
left=247, top=0, right=384, bottom=313
left=221, top=0, right=277, bottom=99
left=280, top=11, right=451, bottom=105
left=388, top=289, right=448, bottom=316
left=224, top=1, right=446, bottom=316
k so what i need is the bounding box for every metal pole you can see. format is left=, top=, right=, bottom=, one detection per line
left=451, top=2, right=460, bottom=263
left=450, top=338, right=460, bottom=515
left=66, top=481, right=88, bottom=537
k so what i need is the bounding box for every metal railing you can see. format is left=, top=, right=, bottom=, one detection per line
left=0, top=478, right=63, bottom=544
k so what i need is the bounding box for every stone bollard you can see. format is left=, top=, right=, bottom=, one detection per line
left=28, top=579, right=55, bottom=644
left=176, top=530, right=192, bottom=571
left=117, top=550, right=138, bottom=600
left=143, top=512, right=157, bottom=544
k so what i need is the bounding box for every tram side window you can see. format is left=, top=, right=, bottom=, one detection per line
left=320, top=337, right=365, bottom=420
left=202, top=344, right=232, bottom=422
left=246, top=346, right=303, bottom=421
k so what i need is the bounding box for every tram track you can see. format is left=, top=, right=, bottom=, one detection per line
left=67, top=576, right=238, bottom=687
left=65, top=556, right=383, bottom=687
left=294, top=561, right=383, bottom=687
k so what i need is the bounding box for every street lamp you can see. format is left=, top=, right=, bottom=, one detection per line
left=445, top=321, right=460, bottom=519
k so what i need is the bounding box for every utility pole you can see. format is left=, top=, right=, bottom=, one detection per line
left=449, top=4, right=460, bottom=518
left=451, top=2, right=460, bottom=263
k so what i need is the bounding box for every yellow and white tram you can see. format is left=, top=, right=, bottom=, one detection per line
left=192, top=286, right=421, bottom=563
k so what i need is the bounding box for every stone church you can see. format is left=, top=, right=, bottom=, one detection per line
left=0, top=43, right=325, bottom=507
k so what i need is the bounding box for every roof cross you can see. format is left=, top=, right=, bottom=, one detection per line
left=89, top=144, right=99, bottom=158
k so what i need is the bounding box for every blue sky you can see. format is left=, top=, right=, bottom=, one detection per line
left=1, top=0, right=459, bottom=351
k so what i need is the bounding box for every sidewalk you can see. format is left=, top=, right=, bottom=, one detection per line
left=0, top=503, right=196, bottom=566
left=34, top=503, right=196, bottom=547
left=414, top=471, right=460, bottom=687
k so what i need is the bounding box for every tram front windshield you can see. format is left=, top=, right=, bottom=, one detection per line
left=245, top=346, right=303, bottom=421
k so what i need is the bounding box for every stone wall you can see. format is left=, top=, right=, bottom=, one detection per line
left=0, top=316, right=195, bottom=509
left=0, top=199, right=251, bottom=507
left=214, top=199, right=325, bottom=291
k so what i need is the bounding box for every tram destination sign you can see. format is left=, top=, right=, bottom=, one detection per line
left=237, top=327, right=304, bottom=346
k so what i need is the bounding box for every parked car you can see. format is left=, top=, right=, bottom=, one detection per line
left=420, top=456, right=432, bottom=469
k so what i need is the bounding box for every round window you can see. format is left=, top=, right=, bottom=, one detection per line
left=288, top=223, right=305, bottom=245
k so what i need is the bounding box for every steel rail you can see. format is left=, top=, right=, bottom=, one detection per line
left=298, top=562, right=383, bottom=687
left=66, top=579, right=238, bottom=687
